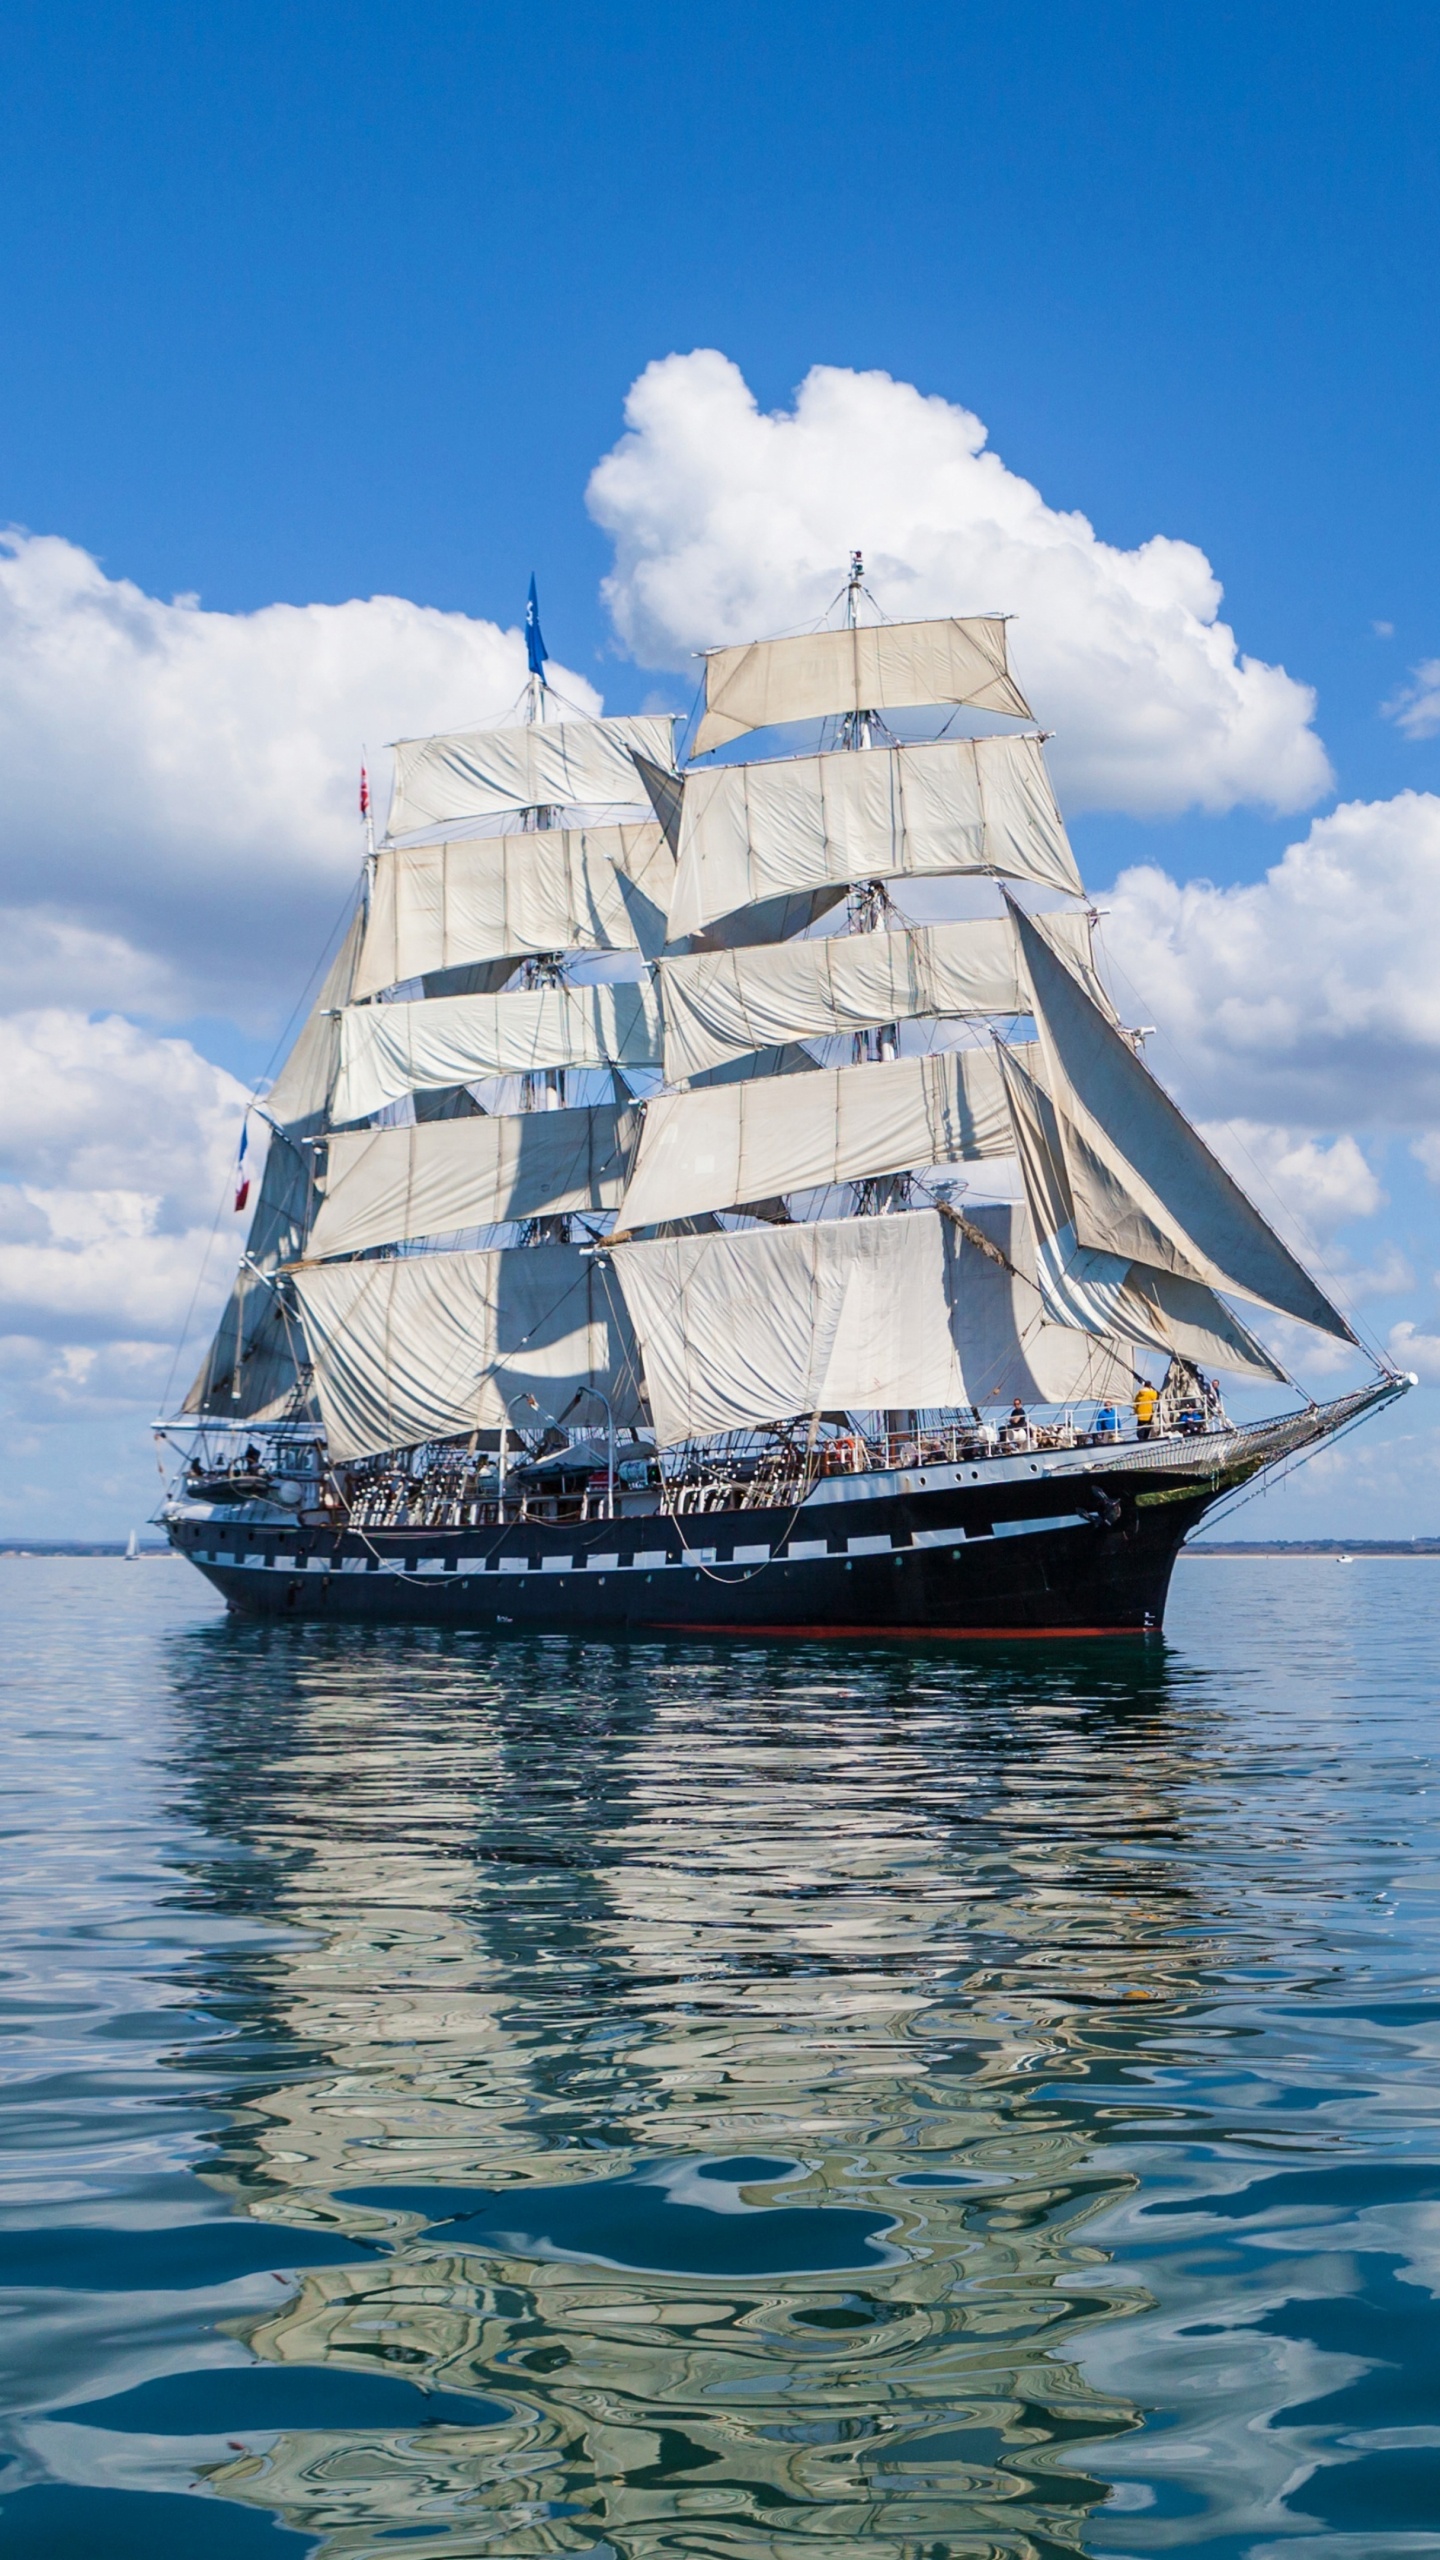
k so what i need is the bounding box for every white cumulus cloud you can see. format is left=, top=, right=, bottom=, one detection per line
left=0, top=531, right=600, bottom=1018
left=0, top=1011, right=248, bottom=1351
left=587, top=350, right=1331, bottom=820
left=1387, top=1322, right=1440, bottom=1384
left=1200, top=1123, right=1386, bottom=1247
left=1100, top=790, right=1440, bottom=1128
left=1384, top=659, right=1440, bottom=740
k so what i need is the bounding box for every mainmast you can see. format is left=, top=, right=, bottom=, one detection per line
left=840, top=550, right=899, bottom=1089
left=518, top=576, right=566, bottom=1134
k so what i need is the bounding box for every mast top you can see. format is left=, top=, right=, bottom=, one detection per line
left=525, top=573, right=550, bottom=726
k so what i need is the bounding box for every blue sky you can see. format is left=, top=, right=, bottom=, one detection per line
left=3, top=0, right=1440, bottom=1534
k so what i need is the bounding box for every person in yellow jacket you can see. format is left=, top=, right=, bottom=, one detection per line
left=1133, top=1378, right=1159, bottom=1441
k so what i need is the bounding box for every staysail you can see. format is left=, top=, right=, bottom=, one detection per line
left=941, top=1202, right=1135, bottom=1407
left=1010, top=900, right=1357, bottom=1344
left=997, top=1042, right=1287, bottom=1382
left=692, top=619, right=1032, bottom=756
left=669, top=734, right=1081, bottom=940
left=184, top=909, right=367, bottom=1420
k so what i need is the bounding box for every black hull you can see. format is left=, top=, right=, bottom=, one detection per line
left=168, top=1462, right=1216, bottom=1640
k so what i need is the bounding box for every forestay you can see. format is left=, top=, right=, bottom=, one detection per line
left=669, top=734, right=1080, bottom=939
left=354, top=824, right=676, bottom=995
left=1011, top=901, right=1357, bottom=1343
left=611, top=1209, right=969, bottom=1445
left=333, top=980, right=663, bottom=1121
left=659, top=911, right=1102, bottom=1084
left=998, top=1042, right=1286, bottom=1382
left=292, top=1241, right=645, bottom=1462
left=386, top=715, right=678, bottom=838
left=692, top=619, right=1032, bottom=755
left=309, top=1103, right=638, bottom=1258
left=614, top=1048, right=1019, bottom=1233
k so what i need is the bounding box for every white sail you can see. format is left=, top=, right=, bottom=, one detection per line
left=182, top=1272, right=305, bottom=1424
left=1011, top=901, right=1357, bottom=1344
left=614, top=1048, right=1019, bottom=1234
left=998, top=1042, right=1287, bottom=1382
left=946, top=1202, right=1135, bottom=1406
left=353, top=823, right=675, bottom=997
left=669, top=734, right=1080, bottom=940
left=262, top=904, right=365, bottom=1136
left=333, top=980, right=663, bottom=1123
left=692, top=619, right=1032, bottom=755
left=292, top=1241, right=645, bottom=1462
left=183, top=1126, right=321, bottom=1420
left=310, top=1104, right=638, bottom=1259
left=611, top=1209, right=969, bottom=1446
left=386, top=714, right=678, bottom=838
left=658, top=910, right=1102, bottom=1085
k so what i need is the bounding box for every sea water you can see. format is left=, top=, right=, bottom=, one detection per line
left=2, top=1554, right=1438, bottom=2558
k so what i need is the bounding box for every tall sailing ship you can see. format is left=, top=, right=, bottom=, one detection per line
left=159, top=563, right=1406, bottom=1635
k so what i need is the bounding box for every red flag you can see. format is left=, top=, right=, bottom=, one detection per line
left=359, top=764, right=370, bottom=820
left=233, top=1177, right=250, bottom=1213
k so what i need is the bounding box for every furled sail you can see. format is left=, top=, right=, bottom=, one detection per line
left=1011, top=900, right=1357, bottom=1344
left=998, top=1042, right=1287, bottom=1382
left=658, top=910, right=1102, bottom=1084
left=309, top=1103, right=638, bottom=1259
left=611, top=1209, right=969, bottom=1445
left=386, top=714, right=679, bottom=839
left=182, top=1127, right=320, bottom=1421
left=353, top=824, right=675, bottom=996
left=261, top=903, right=365, bottom=1137
left=669, top=734, right=1081, bottom=940
left=692, top=619, right=1032, bottom=756
left=292, top=1241, right=646, bottom=1462
left=614, top=1048, right=1020, bottom=1234
left=333, top=979, right=663, bottom=1122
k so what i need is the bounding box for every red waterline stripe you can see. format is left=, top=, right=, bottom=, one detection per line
left=663, top=1622, right=1153, bottom=1641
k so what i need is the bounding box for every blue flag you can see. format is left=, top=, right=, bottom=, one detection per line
left=525, top=575, right=548, bottom=679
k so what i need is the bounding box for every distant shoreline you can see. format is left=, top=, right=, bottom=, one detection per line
left=1182, top=1540, right=1440, bottom=1557
left=0, top=1542, right=174, bottom=1558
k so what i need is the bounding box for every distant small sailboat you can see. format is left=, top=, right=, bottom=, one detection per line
left=124, top=1530, right=139, bottom=1562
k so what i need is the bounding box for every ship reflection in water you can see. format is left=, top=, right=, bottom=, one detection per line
left=146, top=1624, right=1219, bottom=2558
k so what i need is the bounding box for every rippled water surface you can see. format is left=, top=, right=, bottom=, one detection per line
left=3, top=1555, right=1440, bottom=2558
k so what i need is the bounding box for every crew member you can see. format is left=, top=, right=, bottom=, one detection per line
left=1133, top=1379, right=1158, bottom=1441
